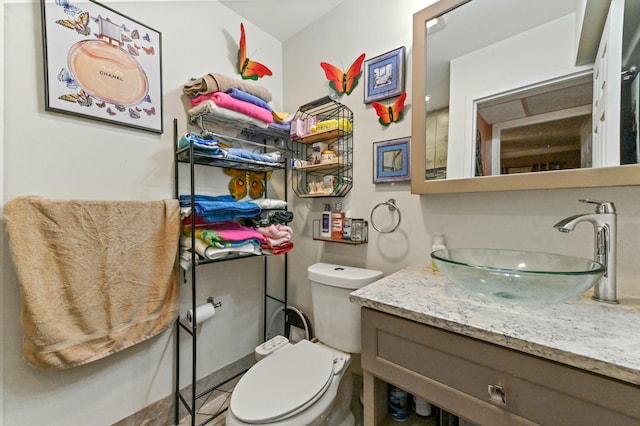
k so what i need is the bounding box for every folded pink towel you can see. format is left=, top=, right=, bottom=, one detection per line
left=262, top=241, right=294, bottom=255
left=263, top=236, right=291, bottom=247
left=256, top=224, right=293, bottom=240
left=256, top=224, right=292, bottom=248
left=191, top=92, right=273, bottom=124
left=185, top=221, right=267, bottom=247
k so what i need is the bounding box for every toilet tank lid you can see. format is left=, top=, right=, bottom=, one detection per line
left=307, top=263, right=383, bottom=289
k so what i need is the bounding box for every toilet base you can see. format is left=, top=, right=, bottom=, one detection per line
left=325, top=369, right=355, bottom=426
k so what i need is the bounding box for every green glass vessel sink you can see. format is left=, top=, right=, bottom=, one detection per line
left=431, top=248, right=606, bottom=304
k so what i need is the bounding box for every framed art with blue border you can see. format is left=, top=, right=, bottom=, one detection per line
left=40, top=0, right=163, bottom=133
left=373, top=137, right=411, bottom=183
left=364, top=46, right=405, bottom=104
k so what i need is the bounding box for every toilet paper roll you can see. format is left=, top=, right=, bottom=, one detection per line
left=185, top=302, right=216, bottom=326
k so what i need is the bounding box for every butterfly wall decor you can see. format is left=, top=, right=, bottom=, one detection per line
left=55, top=0, right=82, bottom=16
left=320, top=53, right=366, bottom=96
left=56, top=11, right=90, bottom=36
left=372, top=92, right=407, bottom=126
left=57, top=68, right=77, bottom=89
left=58, top=89, right=92, bottom=107
left=224, top=168, right=273, bottom=200
left=237, top=23, right=273, bottom=80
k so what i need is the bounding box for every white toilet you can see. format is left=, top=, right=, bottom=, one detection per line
left=226, top=263, right=383, bottom=426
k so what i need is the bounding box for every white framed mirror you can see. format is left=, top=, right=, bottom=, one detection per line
left=411, top=0, right=640, bottom=194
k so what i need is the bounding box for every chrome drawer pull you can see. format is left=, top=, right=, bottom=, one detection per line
left=488, top=384, right=507, bottom=404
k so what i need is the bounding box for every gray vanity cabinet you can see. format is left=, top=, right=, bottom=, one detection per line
left=361, top=308, right=640, bottom=425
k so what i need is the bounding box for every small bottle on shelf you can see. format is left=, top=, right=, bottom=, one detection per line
left=331, top=202, right=344, bottom=239
left=342, top=210, right=352, bottom=240
left=321, top=204, right=331, bottom=238
left=431, top=233, right=446, bottom=271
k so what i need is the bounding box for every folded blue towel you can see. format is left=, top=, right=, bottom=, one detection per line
left=179, top=133, right=224, bottom=154
left=179, top=133, right=280, bottom=164
left=268, top=122, right=291, bottom=131
left=179, top=194, right=261, bottom=222
left=226, top=148, right=279, bottom=163
left=227, top=87, right=272, bottom=113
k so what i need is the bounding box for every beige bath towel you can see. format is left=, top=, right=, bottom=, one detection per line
left=4, top=196, right=181, bottom=370
left=183, top=72, right=273, bottom=103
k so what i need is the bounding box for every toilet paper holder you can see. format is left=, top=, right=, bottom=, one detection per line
left=206, top=296, right=222, bottom=309
left=185, top=297, right=222, bottom=327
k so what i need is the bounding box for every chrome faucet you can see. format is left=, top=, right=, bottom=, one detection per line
left=553, top=199, right=617, bottom=304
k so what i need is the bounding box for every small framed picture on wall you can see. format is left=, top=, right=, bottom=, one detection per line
left=364, top=46, right=406, bottom=104
left=373, top=136, right=411, bottom=183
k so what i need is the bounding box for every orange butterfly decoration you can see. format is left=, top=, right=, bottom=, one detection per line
left=58, top=89, right=92, bottom=107
left=56, top=12, right=90, bottom=36
left=372, top=92, right=407, bottom=126
left=320, top=53, right=366, bottom=96
left=237, top=23, right=273, bottom=80
left=224, top=168, right=273, bottom=200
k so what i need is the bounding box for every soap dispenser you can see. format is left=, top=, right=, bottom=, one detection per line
left=431, top=234, right=446, bottom=271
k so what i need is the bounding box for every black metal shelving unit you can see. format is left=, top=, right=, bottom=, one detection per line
left=290, top=96, right=353, bottom=198
left=172, top=117, right=289, bottom=426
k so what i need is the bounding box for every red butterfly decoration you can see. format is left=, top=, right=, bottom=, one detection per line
left=320, top=53, right=366, bottom=96
left=237, top=23, right=272, bottom=80
left=372, top=92, right=407, bottom=126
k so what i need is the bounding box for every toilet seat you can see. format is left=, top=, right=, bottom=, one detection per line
left=230, top=340, right=336, bottom=424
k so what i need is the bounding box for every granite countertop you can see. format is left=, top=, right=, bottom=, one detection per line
left=350, top=264, right=640, bottom=386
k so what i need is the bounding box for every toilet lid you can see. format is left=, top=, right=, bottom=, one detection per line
left=230, top=340, right=335, bottom=423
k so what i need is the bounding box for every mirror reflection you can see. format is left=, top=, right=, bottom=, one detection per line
left=476, top=72, right=593, bottom=175
left=424, top=0, right=640, bottom=180
left=383, top=149, right=404, bottom=172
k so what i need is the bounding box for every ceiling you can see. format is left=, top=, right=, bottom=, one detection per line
left=219, top=0, right=345, bottom=42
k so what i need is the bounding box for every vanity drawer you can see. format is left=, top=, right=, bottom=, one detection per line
left=362, top=308, right=640, bottom=425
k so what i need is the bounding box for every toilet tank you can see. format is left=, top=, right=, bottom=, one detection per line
left=308, top=263, right=383, bottom=353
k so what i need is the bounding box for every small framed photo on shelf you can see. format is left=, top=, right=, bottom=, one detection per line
left=40, top=0, right=163, bottom=133
left=363, top=46, right=405, bottom=104
left=373, top=137, right=411, bottom=183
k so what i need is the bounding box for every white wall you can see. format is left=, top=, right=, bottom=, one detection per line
left=283, top=0, right=432, bottom=317
left=2, top=1, right=283, bottom=424
left=283, top=0, right=640, bottom=326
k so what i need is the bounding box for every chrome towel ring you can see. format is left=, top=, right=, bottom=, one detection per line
left=370, top=199, right=402, bottom=233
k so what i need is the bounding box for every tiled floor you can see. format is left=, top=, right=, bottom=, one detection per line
left=177, top=376, right=240, bottom=426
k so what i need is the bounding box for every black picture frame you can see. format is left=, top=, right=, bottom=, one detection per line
left=41, top=0, right=163, bottom=133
